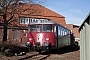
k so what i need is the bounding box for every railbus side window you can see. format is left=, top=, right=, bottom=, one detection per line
left=62, top=29, right=64, bottom=36
left=61, top=28, right=63, bottom=36
left=59, top=27, right=62, bottom=36
left=64, top=30, right=67, bottom=35
left=66, top=30, right=70, bottom=35
left=58, top=26, right=61, bottom=35
left=54, top=26, right=56, bottom=32
left=58, top=27, right=60, bottom=35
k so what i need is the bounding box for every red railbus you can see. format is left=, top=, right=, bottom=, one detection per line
left=25, top=20, right=75, bottom=53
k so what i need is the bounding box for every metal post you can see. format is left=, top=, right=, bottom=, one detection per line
left=80, top=30, right=82, bottom=60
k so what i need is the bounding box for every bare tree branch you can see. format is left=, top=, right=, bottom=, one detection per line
left=0, top=0, right=46, bottom=42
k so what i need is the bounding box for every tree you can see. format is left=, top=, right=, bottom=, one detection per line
left=0, top=0, right=46, bottom=42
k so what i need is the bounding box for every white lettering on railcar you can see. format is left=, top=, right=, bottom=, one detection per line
left=38, top=34, right=43, bottom=42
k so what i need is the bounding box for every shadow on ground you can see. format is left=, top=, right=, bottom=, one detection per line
left=41, top=46, right=80, bottom=55
left=11, top=46, right=80, bottom=56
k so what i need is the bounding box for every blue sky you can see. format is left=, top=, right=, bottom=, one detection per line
left=44, top=0, right=90, bottom=26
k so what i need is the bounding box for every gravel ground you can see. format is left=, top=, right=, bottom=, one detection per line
left=0, top=47, right=80, bottom=60
left=46, top=50, right=80, bottom=60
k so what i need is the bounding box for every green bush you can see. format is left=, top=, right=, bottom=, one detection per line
left=0, top=41, right=28, bottom=56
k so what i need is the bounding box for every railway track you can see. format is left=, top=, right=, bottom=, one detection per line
left=27, top=54, right=50, bottom=60
left=18, top=51, right=50, bottom=60
left=18, top=51, right=39, bottom=60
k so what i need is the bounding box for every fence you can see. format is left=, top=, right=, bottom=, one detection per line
left=79, top=12, right=90, bottom=60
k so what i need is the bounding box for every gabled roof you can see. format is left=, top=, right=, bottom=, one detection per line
left=18, top=3, right=66, bottom=26
left=19, top=3, right=64, bottom=17
left=79, top=12, right=90, bottom=32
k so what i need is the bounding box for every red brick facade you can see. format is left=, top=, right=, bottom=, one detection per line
left=66, top=24, right=80, bottom=38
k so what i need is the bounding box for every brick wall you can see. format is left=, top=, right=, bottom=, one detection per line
left=73, top=27, right=80, bottom=38
left=66, top=24, right=80, bottom=38
left=0, top=28, right=28, bottom=44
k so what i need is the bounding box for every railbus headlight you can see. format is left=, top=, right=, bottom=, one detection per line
left=29, top=38, right=33, bottom=40
left=25, top=42, right=30, bottom=47
left=46, top=38, right=50, bottom=41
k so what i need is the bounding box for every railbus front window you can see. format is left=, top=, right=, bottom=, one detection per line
left=37, top=24, right=42, bottom=32
left=43, top=25, right=52, bottom=32
left=30, top=25, right=36, bottom=32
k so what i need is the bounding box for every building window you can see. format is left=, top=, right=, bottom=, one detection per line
left=25, top=18, right=29, bottom=24
left=20, top=18, right=29, bottom=24
left=20, top=18, right=24, bottom=24
left=14, top=30, right=18, bottom=39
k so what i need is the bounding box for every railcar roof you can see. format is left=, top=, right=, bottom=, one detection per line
left=29, top=20, right=70, bottom=31
left=57, top=24, right=70, bottom=31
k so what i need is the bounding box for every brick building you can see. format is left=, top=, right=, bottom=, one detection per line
left=0, top=3, right=80, bottom=45
left=0, top=3, right=67, bottom=44
left=66, top=24, right=80, bottom=45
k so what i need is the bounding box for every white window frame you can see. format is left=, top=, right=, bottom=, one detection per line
left=20, top=18, right=29, bottom=24
left=24, top=18, right=29, bottom=24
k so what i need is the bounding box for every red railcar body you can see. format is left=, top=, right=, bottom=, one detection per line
left=25, top=20, right=75, bottom=53
left=27, top=32, right=55, bottom=46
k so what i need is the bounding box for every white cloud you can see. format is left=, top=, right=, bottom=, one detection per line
left=69, top=9, right=83, bottom=14
left=54, top=2, right=70, bottom=7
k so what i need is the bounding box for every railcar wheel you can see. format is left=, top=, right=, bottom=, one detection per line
left=27, top=47, right=34, bottom=52
left=39, top=50, right=41, bottom=54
